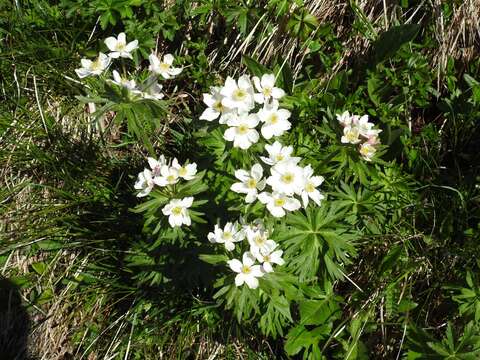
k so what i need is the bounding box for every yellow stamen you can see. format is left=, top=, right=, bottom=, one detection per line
left=274, top=198, right=286, bottom=207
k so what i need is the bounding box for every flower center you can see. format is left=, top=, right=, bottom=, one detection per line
left=241, top=265, right=251, bottom=274
left=274, top=198, right=286, bottom=207
left=269, top=113, right=279, bottom=124
left=264, top=255, right=270, bottom=262
left=223, top=231, right=232, bottom=240
left=237, top=124, right=249, bottom=134
left=246, top=178, right=257, bottom=189
left=275, top=154, right=284, bottom=161
left=116, top=42, right=126, bottom=51
left=305, top=183, right=315, bottom=193
left=346, top=129, right=359, bottom=142
left=159, top=62, right=170, bottom=72
left=262, top=87, right=272, bottom=97
left=254, top=235, right=265, bottom=245
left=178, top=167, right=187, bottom=177
left=360, top=145, right=373, bottom=156
left=213, top=101, right=223, bottom=112
left=91, top=58, right=102, bottom=71
left=281, top=173, right=294, bottom=184
left=167, top=175, right=176, bottom=183
left=172, top=206, right=182, bottom=215
left=233, top=89, right=247, bottom=101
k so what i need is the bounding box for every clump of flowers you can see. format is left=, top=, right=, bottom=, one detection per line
left=209, top=219, right=284, bottom=289
left=199, top=73, right=324, bottom=289
left=74, top=31, right=182, bottom=101
left=336, top=111, right=382, bottom=161
left=134, top=155, right=197, bottom=228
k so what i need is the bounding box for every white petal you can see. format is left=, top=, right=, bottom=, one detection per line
left=228, top=259, right=243, bottom=273
left=231, top=182, right=248, bottom=194
left=258, top=192, right=271, bottom=204
left=201, top=107, right=218, bottom=120
left=125, top=40, right=138, bottom=52
left=235, top=135, right=252, bottom=149
left=181, top=196, right=194, bottom=208
left=284, top=197, right=301, bottom=211
left=244, top=191, right=258, bottom=203
left=244, top=275, right=259, bottom=289
left=271, top=87, right=285, bottom=99
left=246, top=130, right=259, bottom=143
left=223, top=127, right=236, bottom=141
left=202, top=93, right=215, bottom=107
left=251, top=164, right=263, bottom=180
left=268, top=204, right=286, bottom=217
left=262, top=262, right=273, bottom=273
left=235, top=273, right=246, bottom=287
left=261, top=124, right=275, bottom=140
left=104, top=37, right=117, bottom=51
left=163, top=54, right=174, bottom=65
left=234, top=169, right=250, bottom=182
left=225, top=241, right=235, bottom=251
left=243, top=252, right=255, bottom=267
left=261, top=74, right=275, bottom=88
left=254, top=93, right=266, bottom=104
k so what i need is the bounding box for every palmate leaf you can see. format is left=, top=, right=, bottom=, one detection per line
left=275, top=202, right=358, bottom=281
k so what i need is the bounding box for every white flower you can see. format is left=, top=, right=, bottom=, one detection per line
left=134, top=169, right=155, bottom=197
left=171, top=158, right=197, bottom=180
left=341, top=126, right=361, bottom=144
left=267, top=161, right=304, bottom=196
left=200, top=86, right=232, bottom=123
left=153, top=165, right=179, bottom=187
left=104, top=32, right=138, bottom=59
left=138, top=82, right=164, bottom=100
left=227, top=252, right=263, bottom=289
left=258, top=191, right=301, bottom=218
left=246, top=227, right=276, bottom=254
left=75, top=53, right=110, bottom=78
left=162, top=197, right=193, bottom=227
left=252, top=74, right=285, bottom=104
left=148, top=53, right=182, bottom=79
left=110, top=70, right=137, bottom=90
left=251, top=245, right=284, bottom=273
left=220, top=75, right=255, bottom=113
left=230, top=164, right=266, bottom=203
left=257, top=101, right=291, bottom=139
left=336, top=111, right=352, bottom=127
left=223, top=113, right=260, bottom=149
left=147, top=155, right=168, bottom=178
left=207, top=222, right=245, bottom=251
left=354, top=115, right=381, bottom=139
left=301, top=165, right=325, bottom=208
left=359, top=142, right=377, bottom=161
left=260, top=141, right=300, bottom=166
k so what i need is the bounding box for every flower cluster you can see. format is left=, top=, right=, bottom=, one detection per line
left=231, top=141, right=325, bottom=217
left=199, top=74, right=325, bottom=218
left=200, top=74, right=289, bottom=149
left=336, top=111, right=382, bottom=161
left=134, top=155, right=197, bottom=228
left=208, top=219, right=284, bottom=289
left=75, top=32, right=182, bottom=101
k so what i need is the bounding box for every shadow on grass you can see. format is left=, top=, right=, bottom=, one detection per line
left=0, top=277, right=31, bottom=360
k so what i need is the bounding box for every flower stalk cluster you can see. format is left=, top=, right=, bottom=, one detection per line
left=75, top=32, right=182, bottom=101
left=209, top=219, right=284, bottom=289
left=134, top=155, right=197, bottom=228
left=337, top=111, right=382, bottom=161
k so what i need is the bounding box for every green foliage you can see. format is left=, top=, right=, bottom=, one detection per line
left=2, top=0, right=480, bottom=359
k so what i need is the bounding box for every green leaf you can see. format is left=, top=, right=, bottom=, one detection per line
left=373, top=24, right=421, bottom=63
left=199, top=254, right=228, bottom=265
left=242, top=55, right=270, bottom=77
left=378, top=245, right=403, bottom=275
